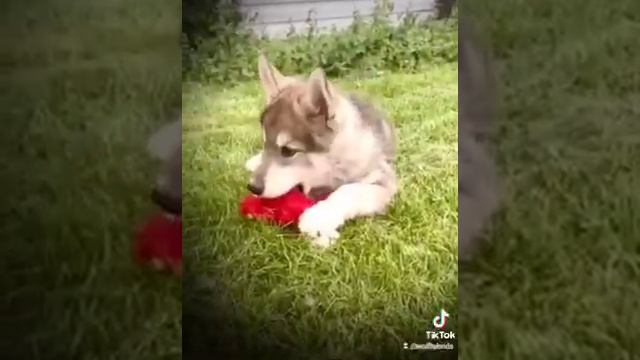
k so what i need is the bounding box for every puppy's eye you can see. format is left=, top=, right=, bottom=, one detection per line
left=280, top=146, right=298, bottom=158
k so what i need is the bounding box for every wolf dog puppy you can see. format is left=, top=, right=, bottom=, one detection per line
left=458, top=19, right=501, bottom=261
left=147, top=116, right=182, bottom=215
left=245, top=55, right=397, bottom=248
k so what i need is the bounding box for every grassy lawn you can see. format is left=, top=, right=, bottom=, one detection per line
left=182, top=64, right=458, bottom=359
left=3, top=1, right=181, bottom=359
left=460, top=0, right=640, bottom=358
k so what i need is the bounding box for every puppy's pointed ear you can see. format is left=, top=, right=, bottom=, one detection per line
left=258, top=54, right=287, bottom=101
left=308, top=68, right=337, bottom=129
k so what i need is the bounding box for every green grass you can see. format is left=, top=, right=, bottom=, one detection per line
left=2, top=1, right=181, bottom=359
left=182, top=64, right=458, bottom=359
left=460, top=0, right=640, bottom=358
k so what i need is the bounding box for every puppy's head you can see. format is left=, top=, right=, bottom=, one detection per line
left=147, top=118, right=181, bottom=214
left=245, top=55, right=339, bottom=198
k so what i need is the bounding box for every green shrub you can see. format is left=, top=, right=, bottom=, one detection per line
left=182, top=1, right=457, bottom=84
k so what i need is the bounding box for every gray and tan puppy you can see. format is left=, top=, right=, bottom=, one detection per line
left=147, top=117, right=181, bottom=215
left=458, top=19, right=501, bottom=261
left=245, top=55, right=397, bottom=248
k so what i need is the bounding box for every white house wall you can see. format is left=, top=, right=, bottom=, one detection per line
left=237, top=0, right=436, bottom=38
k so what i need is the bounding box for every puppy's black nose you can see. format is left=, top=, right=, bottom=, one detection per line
left=247, top=183, right=264, bottom=196
left=151, top=188, right=182, bottom=215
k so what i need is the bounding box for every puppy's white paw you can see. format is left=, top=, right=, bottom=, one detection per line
left=298, top=201, right=344, bottom=249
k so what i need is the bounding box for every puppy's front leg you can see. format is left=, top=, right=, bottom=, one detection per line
left=299, top=182, right=396, bottom=248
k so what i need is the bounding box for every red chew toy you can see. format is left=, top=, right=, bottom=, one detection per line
left=134, top=213, right=182, bottom=274
left=240, top=188, right=326, bottom=227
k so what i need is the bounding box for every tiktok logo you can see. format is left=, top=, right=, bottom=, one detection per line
left=402, top=309, right=456, bottom=351
left=432, top=309, right=449, bottom=329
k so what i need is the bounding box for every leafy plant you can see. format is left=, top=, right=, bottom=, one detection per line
left=182, top=0, right=458, bottom=84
